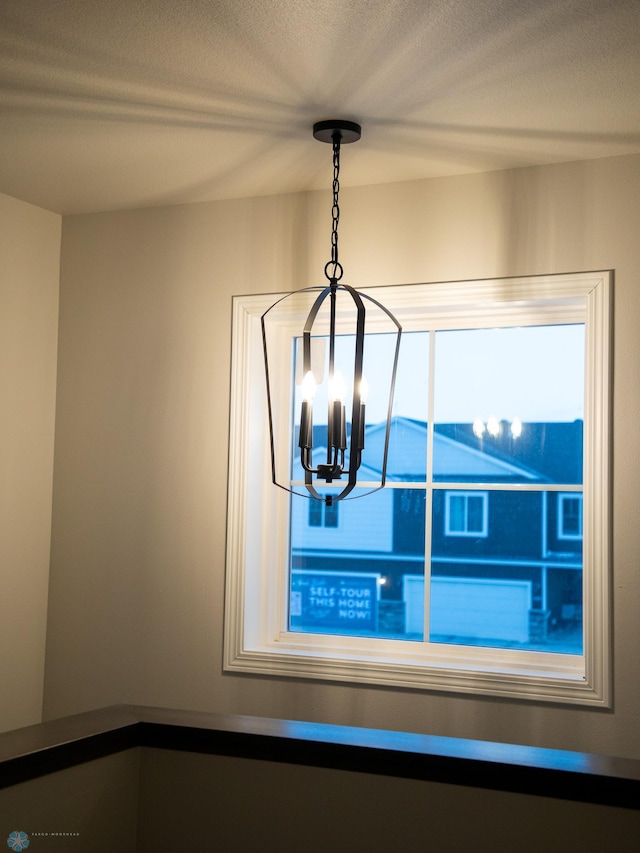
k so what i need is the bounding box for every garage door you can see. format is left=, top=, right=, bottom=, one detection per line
left=404, top=576, right=532, bottom=644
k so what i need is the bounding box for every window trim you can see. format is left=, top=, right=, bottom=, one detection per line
left=224, top=272, right=611, bottom=707
left=445, top=490, right=489, bottom=537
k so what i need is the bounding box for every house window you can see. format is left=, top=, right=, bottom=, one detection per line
left=225, top=272, right=611, bottom=706
left=309, top=500, right=339, bottom=528
left=558, top=493, right=583, bottom=540
left=445, top=491, right=488, bottom=537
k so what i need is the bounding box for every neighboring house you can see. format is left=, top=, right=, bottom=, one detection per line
left=290, top=418, right=583, bottom=651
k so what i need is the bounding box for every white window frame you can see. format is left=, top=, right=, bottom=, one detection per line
left=558, top=492, right=583, bottom=541
left=445, top=490, right=489, bottom=537
left=224, top=272, right=611, bottom=706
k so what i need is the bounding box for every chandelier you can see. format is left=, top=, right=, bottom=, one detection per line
left=262, top=120, right=402, bottom=504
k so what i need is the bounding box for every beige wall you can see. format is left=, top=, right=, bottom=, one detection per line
left=0, top=749, right=139, bottom=852
left=44, top=154, right=640, bottom=758
left=0, top=193, right=60, bottom=733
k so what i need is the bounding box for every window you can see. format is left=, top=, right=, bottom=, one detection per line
left=445, top=491, right=488, bottom=537
left=225, top=272, right=611, bottom=706
left=309, top=499, right=339, bottom=528
left=308, top=501, right=322, bottom=527
left=558, top=493, right=583, bottom=540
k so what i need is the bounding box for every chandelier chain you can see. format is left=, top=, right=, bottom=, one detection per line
left=325, top=136, right=343, bottom=283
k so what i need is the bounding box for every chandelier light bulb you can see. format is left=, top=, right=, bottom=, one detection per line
left=329, top=371, right=347, bottom=403
left=511, top=417, right=523, bottom=438
left=301, top=370, right=316, bottom=402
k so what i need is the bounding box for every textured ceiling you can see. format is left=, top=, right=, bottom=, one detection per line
left=1, top=0, right=639, bottom=214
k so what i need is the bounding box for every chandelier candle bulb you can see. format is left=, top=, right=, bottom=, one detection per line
left=329, top=370, right=346, bottom=402
left=301, top=370, right=316, bottom=402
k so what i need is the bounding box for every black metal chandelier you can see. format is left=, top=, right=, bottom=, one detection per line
left=262, top=120, right=401, bottom=504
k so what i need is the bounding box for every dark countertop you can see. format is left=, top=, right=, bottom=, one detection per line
left=0, top=705, right=638, bottom=809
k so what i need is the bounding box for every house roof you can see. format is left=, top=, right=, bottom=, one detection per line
left=1, top=0, right=639, bottom=214
left=435, top=421, right=583, bottom=484
left=299, top=417, right=582, bottom=483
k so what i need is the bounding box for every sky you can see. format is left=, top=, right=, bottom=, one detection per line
left=295, top=324, right=585, bottom=425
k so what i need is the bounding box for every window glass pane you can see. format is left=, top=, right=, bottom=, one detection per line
left=467, top=496, right=484, bottom=532
left=290, top=488, right=426, bottom=640
left=433, top=325, right=584, bottom=485
left=448, top=495, right=465, bottom=532
left=560, top=495, right=582, bottom=537
left=325, top=501, right=339, bottom=528
left=351, top=330, right=429, bottom=482
left=431, top=490, right=583, bottom=654
left=290, top=331, right=428, bottom=494
left=564, top=504, right=579, bottom=533
left=384, top=332, right=429, bottom=481
left=308, top=501, right=322, bottom=527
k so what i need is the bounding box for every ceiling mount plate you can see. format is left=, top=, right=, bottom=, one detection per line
left=313, top=120, right=362, bottom=144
